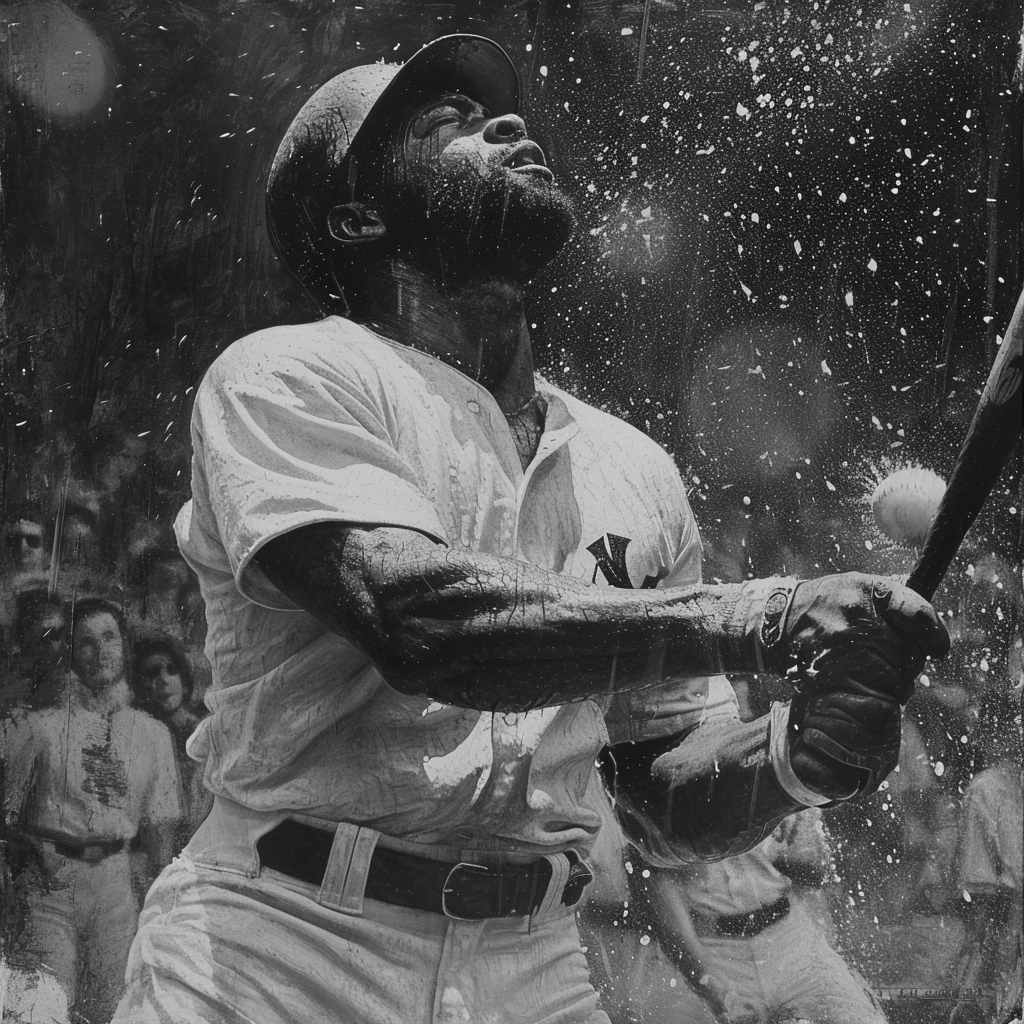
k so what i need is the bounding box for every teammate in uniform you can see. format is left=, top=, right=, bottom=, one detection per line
left=641, top=819, right=886, bottom=1024
left=113, top=35, right=948, bottom=1024
left=948, top=691, right=1023, bottom=1024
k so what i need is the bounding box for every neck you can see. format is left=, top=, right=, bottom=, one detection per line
left=354, top=258, right=537, bottom=415
left=76, top=676, right=127, bottom=713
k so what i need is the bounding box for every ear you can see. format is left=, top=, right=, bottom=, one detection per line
left=328, top=203, right=388, bottom=246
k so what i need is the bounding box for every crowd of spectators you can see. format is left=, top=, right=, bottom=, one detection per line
left=0, top=443, right=1019, bottom=1024
left=1, top=445, right=211, bottom=1023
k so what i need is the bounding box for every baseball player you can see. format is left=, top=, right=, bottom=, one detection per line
left=639, top=820, right=886, bottom=1024
left=112, top=35, right=948, bottom=1024
left=948, top=693, right=1023, bottom=1024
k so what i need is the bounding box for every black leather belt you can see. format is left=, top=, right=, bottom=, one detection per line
left=50, top=838, right=126, bottom=861
left=700, top=895, right=791, bottom=938
left=256, top=819, right=593, bottom=921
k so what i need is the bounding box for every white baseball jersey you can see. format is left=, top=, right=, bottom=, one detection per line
left=1, top=682, right=181, bottom=844
left=174, top=317, right=735, bottom=854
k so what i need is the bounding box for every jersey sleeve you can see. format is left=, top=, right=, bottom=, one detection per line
left=182, top=323, right=449, bottom=608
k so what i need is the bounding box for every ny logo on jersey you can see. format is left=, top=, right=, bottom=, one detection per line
left=587, top=533, right=666, bottom=590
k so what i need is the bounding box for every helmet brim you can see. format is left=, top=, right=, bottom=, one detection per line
left=351, top=34, right=520, bottom=155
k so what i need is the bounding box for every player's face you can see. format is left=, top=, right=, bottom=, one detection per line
left=72, top=611, right=125, bottom=693
left=381, top=92, right=576, bottom=273
left=139, top=651, right=185, bottom=714
left=405, top=94, right=552, bottom=186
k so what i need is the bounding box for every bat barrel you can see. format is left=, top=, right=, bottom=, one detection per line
left=906, top=289, right=1024, bottom=601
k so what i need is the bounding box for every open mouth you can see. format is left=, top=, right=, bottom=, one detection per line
left=503, top=141, right=555, bottom=182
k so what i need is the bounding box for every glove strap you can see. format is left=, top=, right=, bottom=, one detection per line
left=720, top=577, right=799, bottom=672
left=754, top=580, right=799, bottom=673
left=768, top=701, right=831, bottom=807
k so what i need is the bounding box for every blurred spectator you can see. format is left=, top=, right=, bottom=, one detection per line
left=2, top=590, right=70, bottom=715
left=947, top=693, right=1023, bottom=1024
left=0, top=598, right=181, bottom=1022
left=127, top=525, right=198, bottom=643
left=1, top=511, right=51, bottom=642
left=130, top=635, right=211, bottom=837
left=131, top=636, right=201, bottom=741
left=51, top=485, right=103, bottom=575
left=2, top=515, right=47, bottom=576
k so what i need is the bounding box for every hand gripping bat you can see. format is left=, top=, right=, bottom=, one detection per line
left=906, top=287, right=1024, bottom=601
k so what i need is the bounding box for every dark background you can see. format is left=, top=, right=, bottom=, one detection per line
left=2, top=0, right=1021, bottom=577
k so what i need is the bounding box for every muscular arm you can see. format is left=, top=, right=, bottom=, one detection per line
left=255, top=522, right=755, bottom=712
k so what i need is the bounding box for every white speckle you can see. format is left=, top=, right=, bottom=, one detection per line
left=794, top=240, right=802, bottom=254
left=868, top=258, right=878, bottom=272
left=539, top=65, right=548, bottom=77
left=934, top=761, right=945, bottom=777
left=621, top=27, right=634, bottom=35
left=919, top=673, right=930, bottom=687
left=751, top=211, right=760, bottom=223
left=845, top=291, right=854, bottom=307
left=742, top=495, right=751, bottom=506
left=821, top=359, right=832, bottom=376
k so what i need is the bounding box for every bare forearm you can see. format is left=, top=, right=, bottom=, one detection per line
left=255, top=523, right=758, bottom=711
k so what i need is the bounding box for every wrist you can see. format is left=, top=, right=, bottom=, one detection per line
left=768, top=701, right=832, bottom=807
left=721, top=578, right=799, bottom=673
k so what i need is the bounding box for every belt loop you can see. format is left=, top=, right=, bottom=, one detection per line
left=530, top=853, right=571, bottom=927
left=317, top=822, right=380, bottom=916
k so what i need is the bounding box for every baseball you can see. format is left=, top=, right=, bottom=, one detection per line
left=871, top=467, right=946, bottom=546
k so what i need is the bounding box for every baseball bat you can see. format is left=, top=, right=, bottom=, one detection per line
left=905, top=287, right=1024, bottom=600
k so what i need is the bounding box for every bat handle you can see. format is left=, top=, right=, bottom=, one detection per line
left=905, top=562, right=939, bottom=602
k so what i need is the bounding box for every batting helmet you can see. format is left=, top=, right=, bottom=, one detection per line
left=266, top=35, right=520, bottom=307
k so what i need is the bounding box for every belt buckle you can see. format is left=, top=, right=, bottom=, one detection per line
left=441, top=861, right=492, bottom=921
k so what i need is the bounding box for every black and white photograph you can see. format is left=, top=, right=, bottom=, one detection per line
left=1, top=2, right=1021, bottom=1022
